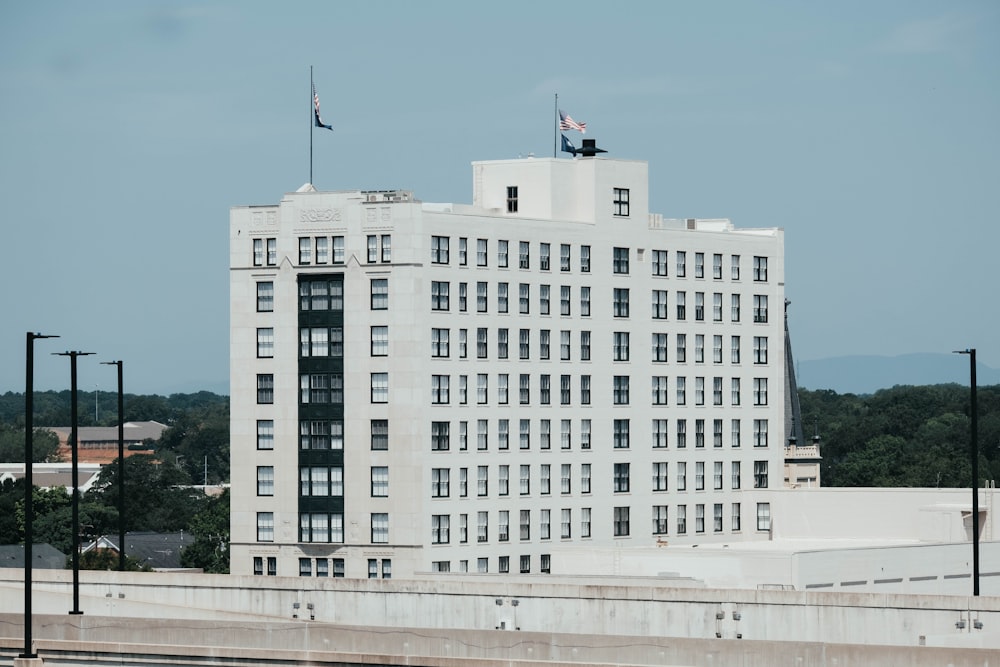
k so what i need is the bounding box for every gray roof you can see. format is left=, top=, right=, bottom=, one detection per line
left=85, top=531, right=196, bottom=570
left=0, top=543, right=67, bottom=569
left=48, top=421, right=168, bottom=444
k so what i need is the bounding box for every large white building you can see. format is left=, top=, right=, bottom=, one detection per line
left=229, top=147, right=786, bottom=579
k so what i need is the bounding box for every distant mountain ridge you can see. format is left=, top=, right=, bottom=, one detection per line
left=797, top=353, right=1000, bottom=395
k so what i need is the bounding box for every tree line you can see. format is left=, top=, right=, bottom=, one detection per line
left=800, top=383, right=1000, bottom=487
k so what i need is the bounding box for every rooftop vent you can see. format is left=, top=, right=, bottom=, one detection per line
left=577, top=138, right=607, bottom=157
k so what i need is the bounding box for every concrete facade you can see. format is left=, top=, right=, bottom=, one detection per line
left=230, top=153, right=787, bottom=581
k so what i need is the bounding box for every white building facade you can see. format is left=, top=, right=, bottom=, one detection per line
left=229, top=153, right=786, bottom=578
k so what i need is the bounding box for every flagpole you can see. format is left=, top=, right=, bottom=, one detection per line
left=310, top=65, right=314, bottom=185
left=553, top=94, right=558, bottom=158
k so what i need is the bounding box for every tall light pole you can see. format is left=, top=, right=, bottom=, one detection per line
left=101, top=361, right=125, bottom=571
left=954, top=348, right=979, bottom=596
left=54, top=350, right=95, bottom=615
left=22, top=332, right=59, bottom=660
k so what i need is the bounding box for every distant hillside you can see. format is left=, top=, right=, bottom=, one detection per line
left=798, top=353, right=1000, bottom=395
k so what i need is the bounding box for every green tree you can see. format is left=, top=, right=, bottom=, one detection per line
left=89, top=455, right=205, bottom=532
left=181, top=489, right=230, bottom=573
left=0, top=425, right=60, bottom=463
left=79, top=548, right=151, bottom=571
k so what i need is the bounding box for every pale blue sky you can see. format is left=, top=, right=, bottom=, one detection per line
left=2, top=1, right=997, bottom=394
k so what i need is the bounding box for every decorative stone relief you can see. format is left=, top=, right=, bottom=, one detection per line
left=300, top=208, right=341, bottom=223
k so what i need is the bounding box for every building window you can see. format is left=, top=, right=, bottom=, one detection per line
left=714, top=293, right=723, bottom=321
left=560, top=244, right=571, bottom=271
left=477, top=511, right=489, bottom=543
left=561, top=508, right=572, bottom=538
left=695, top=292, right=705, bottom=321
left=676, top=291, right=686, bottom=320
left=731, top=335, right=741, bottom=364
left=754, top=460, right=769, bottom=488
left=497, top=329, right=509, bottom=360
left=713, top=335, right=723, bottom=364
left=367, top=235, right=378, bottom=263
left=676, top=462, right=688, bottom=493
left=580, top=245, right=591, bottom=272
left=299, top=558, right=313, bottom=577
left=581, top=463, right=591, bottom=493
left=432, top=515, right=450, bottom=544
left=476, top=327, right=488, bottom=359
left=370, top=326, right=388, bottom=356
left=299, top=419, right=344, bottom=450
left=694, top=252, right=704, bottom=278
left=652, top=419, right=668, bottom=448
left=477, top=465, right=488, bottom=496
left=539, top=284, right=550, bottom=314
left=519, top=241, right=530, bottom=269
left=520, top=510, right=531, bottom=540
left=677, top=505, right=687, bottom=535
left=431, top=421, right=450, bottom=451
left=753, top=377, right=768, bottom=406
left=653, top=505, right=669, bottom=535
left=459, top=329, right=467, bottom=358
left=519, top=374, right=530, bottom=405
left=754, top=336, right=768, bottom=364
left=299, top=237, right=312, bottom=264
left=256, top=328, right=274, bottom=358
left=298, top=373, right=342, bottom=405
left=253, top=238, right=264, bottom=266
left=256, top=282, right=274, bottom=312
left=498, top=421, right=510, bottom=451
left=506, top=186, right=518, bottom=212
left=613, top=247, right=629, bottom=274
left=713, top=377, right=723, bottom=406
left=371, top=466, right=389, bottom=497
left=519, top=283, right=530, bottom=314
left=561, top=419, right=572, bottom=450
left=519, top=462, right=530, bottom=492
left=677, top=420, right=687, bottom=449
left=371, top=419, right=388, bottom=450
left=613, top=288, right=630, bottom=318
left=614, top=506, right=630, bottom=536
left=540, top=510, right=551, bottom=540
left=613, top=331, right=630, bottom=361
left=371, top=373, right=388, bottom=403
left=731, top=294, right=741, bottom=322
left=256, top=374, right=274, bottom=404
left=713, top=253, right=723, bottom=280
left=714, top=418, right=724, bottom=447
left=498, top=510, right=510, bottom=541
left=754, top=256, right=768, bottom=282
left=539, top=242, right=551, bottom=271
left=695, top=335, right=705, bottom=364
left=696, top=504, right=705, bottom=533
left=458, top=282, right=467, bottom=311
left=580, top=286, right=591, bottom=316
left=498, top=373, right=509, bottom=404
left=580, top=331, right=592, bottom=361
left=459, top=467, right=468, bottom=497
left=696, top=419, right=706, bottom=448
left=581, top=507, right=591, bottom=538
left=498, top=239, right=509, bottom=267
left=652, top=290, right=668, bottom=319
left=560, top=285, right=571, bottom=316
left=257, top=466, right=274, bottom=496
left=477, top=420, right=488, bottom=450
left=498, top=282, right=509, bottom=313
left=754, top=294, right=769, bottom=323
left=300, top=326, right=344, bottom=358
left=613, top=375, right=630, bottom=405
left=431, top=281, right=450, bottom=311
left=652, top=249, right=668, bottom=277
left=300, top=466, right=344, bottom=497
left=431, top=236, right=450, bottom=264
left=695, top=461, right=705, bottom=490
left=732, top=503, right=742, bottom=531
left=332, top=236, right=345, bottom=264
left=732, top=461, right=741, bottom=489
left=477, top=282, right=488, bottom=313
left=477, top=238, right=488, bottom=267
left=653, top=462, right=669, bottom=491
left=580, top=375, right=591, bottom=405
left=540, top=420, right=552, bottom=450
left=257, top=420, right=274, bottom=450
left=499, top=556, right=510, bottom=574
left=613, top=188, right=630, bottom=217
left=431, top=328, right=450, bottom=358
left=676, top=376, right=686, bottom=406
left=371, top=513, right=389, bottom=544
left=732, top=419, right=742, bottom=448
left=757, top=503, right=771, bottom=531
left=652, top=376, right=669, bottom=405
left=714, top=461, right=724, bottom=490
left=614, top=463, right=630, bottom=493
left=257, top=512, right=274, bottom=542
left=561, top=464, right=572, bottom=494
left=731, top=254, right=741, bottom=280
left=381, top=234, right=392, bottom=261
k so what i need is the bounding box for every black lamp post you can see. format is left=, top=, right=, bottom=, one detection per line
left=101, top=360, right=125, bottom=570
left=54, top=350, right=95, bottom=615
left=21, top=332, right=58, bottom=660
left=954, top=348, right=979, bottom=596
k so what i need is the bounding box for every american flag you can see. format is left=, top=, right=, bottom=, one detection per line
left=559, top=109, right=586, bottom=134
left=313, top=84, right=333, bottom=130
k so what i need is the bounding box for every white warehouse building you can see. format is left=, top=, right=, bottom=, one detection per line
left=229, top=145, right=786, bottom=579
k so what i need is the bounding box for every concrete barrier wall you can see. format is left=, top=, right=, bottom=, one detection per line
left=2, top=568, right=998, bottom=650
